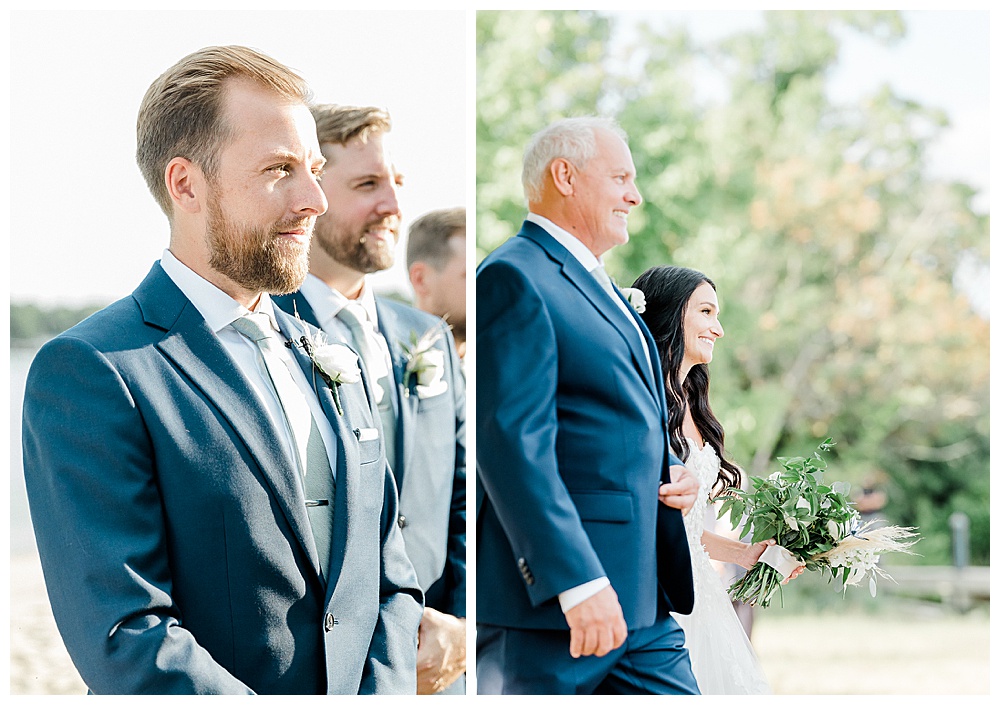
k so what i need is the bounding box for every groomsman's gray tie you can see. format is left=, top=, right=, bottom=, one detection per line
left=231, top=313, right=335, bottom=580
left=336, top=302, right=396, bottom=463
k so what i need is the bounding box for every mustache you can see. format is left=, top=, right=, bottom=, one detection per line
left=363, top=216, right=399, bottom=233
left=273, top=217, right=314, bottom=235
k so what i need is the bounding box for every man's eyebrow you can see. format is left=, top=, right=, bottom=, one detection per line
left=350, top=170, right=399, bottom=182
left=264, top=150, right=327, bottom=169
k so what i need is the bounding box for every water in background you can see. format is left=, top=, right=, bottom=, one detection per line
left=11, top=344, right=41, bottom=555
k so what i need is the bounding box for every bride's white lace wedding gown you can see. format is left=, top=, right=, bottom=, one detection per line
left=673, top=440, right=771, bottom=695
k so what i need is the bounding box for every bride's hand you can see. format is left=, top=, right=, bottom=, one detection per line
left=659, top=464, right=699, bottom=516
left=743, top=540, right=806, bottom=582
left=741, top=539, right=775, bottom=571
left=782, top=564, right=805, bottom=584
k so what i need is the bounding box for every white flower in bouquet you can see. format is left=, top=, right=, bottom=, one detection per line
left=813, top=522, right=920, bottom=597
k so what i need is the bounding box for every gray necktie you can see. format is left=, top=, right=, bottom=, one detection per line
left=592, top=265, right=618, bottom=300
left=231, top=313, right=335, bottom=580
left=591, top=266, right=656, bottom=377
left=337, top=303, right=396, bottom=462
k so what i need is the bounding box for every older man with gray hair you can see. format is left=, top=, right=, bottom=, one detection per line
left=476, top=116, right=699, bottom=695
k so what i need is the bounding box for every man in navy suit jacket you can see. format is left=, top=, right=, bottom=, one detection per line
left=476, top=117, right=700, bottom=694
left=21, top=46, right=422, bottom=694
left=273, top=104, right=466, bottom=694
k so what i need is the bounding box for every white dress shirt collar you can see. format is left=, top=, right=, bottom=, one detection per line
left=526, top=212, right=604, bottom=273
left=300, top=273, right=381, bottom=329
left=159, top=249, right=284, bottom=332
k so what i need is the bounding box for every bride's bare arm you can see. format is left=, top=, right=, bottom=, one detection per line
left=700, top=530, right=770, bottom=570
left=700, top=532, right=805, bottom=582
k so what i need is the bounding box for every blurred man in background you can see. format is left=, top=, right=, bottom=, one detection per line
left=406, top=207, right=467, bottom=361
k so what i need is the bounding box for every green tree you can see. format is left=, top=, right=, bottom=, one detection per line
left=476, top=10, right=989, bottom=564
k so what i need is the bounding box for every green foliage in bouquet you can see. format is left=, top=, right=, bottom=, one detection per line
left=717, top=439, right=854, bottom=557
left=716, top=439, right=919, bottom=607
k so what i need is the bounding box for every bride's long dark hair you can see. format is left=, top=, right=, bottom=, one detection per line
left=633, top=265, right=741, bottom=497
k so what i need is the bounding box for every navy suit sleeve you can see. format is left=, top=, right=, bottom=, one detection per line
left=21, top=336, right=254, bottom=694
left=477, top=260, right=606, bottom=605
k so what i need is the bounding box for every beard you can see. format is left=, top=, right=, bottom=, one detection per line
left=206, top=196, right=312, bottom=295
left=313, top=214, right=398, bottom=274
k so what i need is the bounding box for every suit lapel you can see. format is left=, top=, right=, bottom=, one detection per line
left=520, top=223, right=659, bottom=399
left=272, top=290, right=321, bottom=330
left=374, top=299, right=413, bottom=491
left=135, top=267, right=322, bottom=581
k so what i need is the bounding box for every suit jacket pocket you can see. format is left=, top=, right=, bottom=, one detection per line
left=570, top=489, right=634, bottom=523
left=356, top=431, right=381, bottom=465
left=415, top=390, right=451, bottom=412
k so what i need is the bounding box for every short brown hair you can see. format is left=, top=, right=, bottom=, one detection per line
left=136, top=45, right=312, bottom=217
left=310, top=104, right=392, bottom=147
left=406, top=207, right=466, bottom=270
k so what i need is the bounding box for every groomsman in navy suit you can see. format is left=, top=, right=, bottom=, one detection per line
left=21, top=46, right=422, bottom=694
left=476, top=117, right=700, bottom=694
left=273, top=105, right=467, bottom=694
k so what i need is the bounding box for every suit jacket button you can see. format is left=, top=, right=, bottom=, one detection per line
left=517, top=558, right=534, bottom=585
left=324, top=613, right=336, bottom=632
left=398, top=515, right=407, bottom=529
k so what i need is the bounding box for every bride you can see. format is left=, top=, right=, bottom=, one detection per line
left=633, top=265, right=800, bottom=695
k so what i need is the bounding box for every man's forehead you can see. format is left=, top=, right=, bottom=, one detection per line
left=320, top=133, right=395, bottom=172
left=593, top=128, right=633, bottom=166
left=219, top=80, right=320, bottom=155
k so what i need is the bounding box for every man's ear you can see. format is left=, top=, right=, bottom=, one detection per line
left=549, top=157, right=575, bottom=197
left=165, top=157, right=204, bottom=215
left=409, top=262, right=430, bottom=297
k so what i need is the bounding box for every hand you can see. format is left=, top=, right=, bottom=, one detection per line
left=743, top=539, right=805, bottom=583
left=563, top=585, right=628, bottom=658
left=416, top=608, right=466, bottom=694
left=783, top=564, right=806, bottom=584
left=658, top=464, right=699, bottom=515
left=741, top=538, right=775, bottom=571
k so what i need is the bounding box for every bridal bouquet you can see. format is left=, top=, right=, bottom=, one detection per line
left=714, top=439, right=919, bottom=607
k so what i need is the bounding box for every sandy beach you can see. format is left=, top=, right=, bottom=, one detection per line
left=9, top=552, right=87, bottom=695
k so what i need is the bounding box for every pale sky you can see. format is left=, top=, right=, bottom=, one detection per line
left=620, top=9, right=990, bottom=212
left=6, top=9, right=990, bottom=307
left=8, top=9, right=468, bottom=306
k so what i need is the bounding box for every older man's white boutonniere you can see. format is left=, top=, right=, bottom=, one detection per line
left=621, top=287, right=646, bottom=314
left=400, top=327, right=448, bottom=399
left=289, top=331, right=360, bottom=416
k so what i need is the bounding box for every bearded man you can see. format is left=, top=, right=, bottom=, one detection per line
left=21, top=46, right=422, bottom=695
left=273, top=105, right=467, bottom=695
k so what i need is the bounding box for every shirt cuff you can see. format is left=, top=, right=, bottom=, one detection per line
left=558, top=576, right=611, bottom=613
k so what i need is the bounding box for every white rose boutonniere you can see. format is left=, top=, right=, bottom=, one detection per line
left=294, top=332, right=360, bottom=415
left=621, top=287, right=646, bottom=314
left=401, top=327, right=448, bottom=399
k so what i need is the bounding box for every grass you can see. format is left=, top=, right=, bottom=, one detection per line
left=749, top=580, right=990, bottom=695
